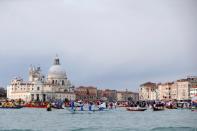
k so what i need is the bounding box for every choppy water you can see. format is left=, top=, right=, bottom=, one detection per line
left=0, top=108, right=197, bottom=131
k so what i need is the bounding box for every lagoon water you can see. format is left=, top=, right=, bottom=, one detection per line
left=0, top=108, right=197, bottom=131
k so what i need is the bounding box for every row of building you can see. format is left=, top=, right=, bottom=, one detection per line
left=6, top=56, right=139, bottom=103
left=139, top=76, right=197, bottom=101
left=75, top=86, right=139, bottom=102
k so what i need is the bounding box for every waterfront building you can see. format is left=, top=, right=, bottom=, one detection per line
left=188, top=76, right=197, bottom=98
left=175, top=79, right=191, bottom=101
left=96, top=89, right=116, bottom=101
left=139, top=82, right=157, bottom=101
left=96, top=89, right=103, bottom=100
left=170, top=83, right=178, bottom=100
left=7, top=56, right=75, bottom=102
left=139, top=76, right=197, bottom=101
left=176, top=76, right=197, bottom=100
left=158, top=82, right=176, bottom=101
left=117, top=90, right=139, bottom=102
left=75, top=86, right=97, bottom=101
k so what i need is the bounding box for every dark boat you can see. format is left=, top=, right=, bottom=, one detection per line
left=0, top=106, right=23, bottom=109
left=127, top=107, right=147, bottom=111
left=152, top=106, right=164, bottom=111
left=47, top=107, right=52, bottom=111
left=166, top=106, right=177, bottom=109
left=52, top=106, right=64, bottom=109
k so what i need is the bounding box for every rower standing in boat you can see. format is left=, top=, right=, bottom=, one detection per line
left=88, top=102, right=92, bottom=111
left=109, top=103, right=113, bottom=109
left=114, top=102, right=117, bottom=109
left=80, top=102, right=84, bottom=111
left=70, top=100, right=75, bottom=111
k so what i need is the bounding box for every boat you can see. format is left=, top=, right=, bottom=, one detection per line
left=166, top=102, right=177, bottom=109
left=166, top=106, right=177, bottom=109
left=191, top=96, right=197, bottom=112
left=0, top=106, right=23, bottom=109
left=126, top=107, right=147, bottom=111
left=52, top=106, right=64, bottom=109
left=176, top=102, right=190, bottom=109
left=24, top=103, right=47, bottom=108
left=51, top=102, right=64, bottom=109
left=152, top=106, right=164, bottom=111
left=47, top=107, right=52, bottom=111
left=191, top=107, right=197, bottom=112
left=24, top=104, right=47, bottom=108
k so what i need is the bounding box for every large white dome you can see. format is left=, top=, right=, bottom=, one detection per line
left=47, top=56, right=67, bottom=79
left=48, top=65, right=67, bottom=79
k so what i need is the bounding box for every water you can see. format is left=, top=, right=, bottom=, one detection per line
left=0, top=108, right=197, bottom=131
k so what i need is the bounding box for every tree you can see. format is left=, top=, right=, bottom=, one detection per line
left=0, top=88, right=6, bottom=98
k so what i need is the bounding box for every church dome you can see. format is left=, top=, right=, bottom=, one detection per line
left=47, top=56, right=67, bottom=79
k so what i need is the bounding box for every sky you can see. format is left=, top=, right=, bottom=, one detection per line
left=0, top=0, right=196, bottom=91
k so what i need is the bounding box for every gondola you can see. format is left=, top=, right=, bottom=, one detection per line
left=152, top=106, right=164, bottom=111
left=126, top=107, right=147, bottom=111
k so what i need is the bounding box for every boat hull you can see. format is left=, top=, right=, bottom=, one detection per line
left=153, top=107, right=164, bottom=111
left=0, top=106, right=23, bottom=109
left=24, top=105, right=47, bottom=108
left=126, top=108, right=147, bottom=111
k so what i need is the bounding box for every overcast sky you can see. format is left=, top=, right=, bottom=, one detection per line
left=0, top=0, right=196, bottom=91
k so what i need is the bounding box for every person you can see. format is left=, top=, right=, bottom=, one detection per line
left=88, top=102, right=92, bottom=111
left=106, top=102, right=108, bottom=109
left=110, top=102, right=113, bottom=109
left=70, top=101, right=75, bottom=110
left=80, top=102, right=84, bottom=111
left=114, top=102, right=117, bottom=109
left=47, top=103, right=52, bottom=111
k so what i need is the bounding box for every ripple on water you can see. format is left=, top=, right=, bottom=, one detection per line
left=151, top=127, right=197, bottom=131
left=0, top=130, right=35, bottom=131
left=70, top=127, right=141, bottom=131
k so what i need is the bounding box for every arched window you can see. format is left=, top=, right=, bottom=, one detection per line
left=62, top=80, right=65, bottom=85
left=55, top=80, right=57, bottom=84
left=37, top=87, right=40, bottom=91
left=52, top=80, right=54, bottom=84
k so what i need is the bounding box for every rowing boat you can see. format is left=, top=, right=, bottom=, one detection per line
left=0, top=106, right=23, bottom=109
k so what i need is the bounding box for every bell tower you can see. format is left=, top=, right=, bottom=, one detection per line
left=29, top=65, right=34, bottom=82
